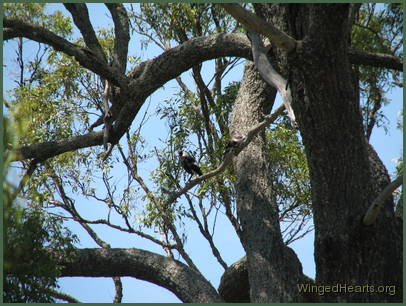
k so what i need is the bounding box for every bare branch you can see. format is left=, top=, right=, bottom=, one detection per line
left=72, top=217, right=173, bottom=247
left=105, top=3, right=130, bottom=74
left=218, top=3, right=297, bottom=52
left=348, top=48, right=403, bottom=71
left=13, top=130, right=104, bottom=161
left=183, top=191, right=228, bottom=270
left=248, top=31, right=297, bottom=127
left=363, top=174, right=403, bottom=226
left=49, top=170, right=124, bottom=303
left=112, top=277, right=123, bottom=303
left=117, top=145, right=199, bottom=271
left=165, top=104, right=285, bottom=205
left=58, top=248, right=223, bottom=303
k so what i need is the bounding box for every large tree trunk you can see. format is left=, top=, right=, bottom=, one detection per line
left=255, top=4, right=402, bottom=302
left=230, top=62, right=305, bottom=302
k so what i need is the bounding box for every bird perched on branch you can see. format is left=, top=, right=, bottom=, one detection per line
left=178, top=151, right=203, bottom=179
left=225, top=133, right=245, bottom=155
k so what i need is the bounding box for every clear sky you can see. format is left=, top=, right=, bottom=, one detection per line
left=3, top=3, right=403, bottom=303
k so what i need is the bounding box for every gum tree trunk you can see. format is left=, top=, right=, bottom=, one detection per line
left=252, top=4, right=402, bottom=302
left=230, top=62, right=306, bottom=302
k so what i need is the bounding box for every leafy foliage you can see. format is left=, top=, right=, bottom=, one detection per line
left=266, top=123, right=312, bottom=243
left=133, top=3, right=237, bottom=44
left=4, top=3, right=72, bottom=37
left=4, top=202, right=78, bottom=302
left=352, top=3, right=403, bottom=138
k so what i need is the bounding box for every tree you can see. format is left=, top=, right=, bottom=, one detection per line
left=3, top=3, right=402, bottom=302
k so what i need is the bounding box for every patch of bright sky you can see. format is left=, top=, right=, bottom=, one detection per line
left=2, top=3, right=402, bottom=303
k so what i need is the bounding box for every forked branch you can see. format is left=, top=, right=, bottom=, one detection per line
left=218, top=3, right=297, bottom=52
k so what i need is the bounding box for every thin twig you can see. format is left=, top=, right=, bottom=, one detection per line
left=165, top=104, right=285, bottom=206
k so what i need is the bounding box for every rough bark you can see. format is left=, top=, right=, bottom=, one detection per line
left=230, top=62, right=305, bottom=302
left=218, top=257, right=250, bottom=302
left=7, top=248, right=223, bottom=303
left=218, top=256, right=317, bottom=302
left=266, top=4, right=403, bottom=302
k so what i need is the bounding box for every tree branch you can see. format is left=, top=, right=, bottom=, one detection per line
left=12, top=130, right=104, bottom=161
left=348, top=48, right=403, bottom=71
left=117, top=145, right=199, bottom=271
left=247, top=31, right=297, bottom=127
left=3, top=18, right=128, bottom=87
left=105, top=3, right=130, bottom=74
left=3, top=27, right=22, bottom=40
left=13, top=33, right=252, bottom=162
left=57, top=248, right=223, bottom=303
left=113, top=33, right=252, bottom=142
left=218, top=4, right=403, bottom=71
left=63, top=4, right=107, bottom=62
left=165, top=104, right=285, bottom=205
left=11, top=24, right=398, bottom=163
left=49, top=170, right=124, bottom=303
left=363, top=174, right=403, bottom=226
left=218, top=3, right=297, bottom=52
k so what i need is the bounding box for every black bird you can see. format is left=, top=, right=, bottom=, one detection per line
left=178, top=151, right=203, bottom=179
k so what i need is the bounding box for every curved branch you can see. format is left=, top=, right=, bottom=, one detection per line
left=13, top=33, right=252, bottom=162
left=113, top=33, right=252, bottom=140
left=363, top=174, right=403, bottom=226
left=3, top=18, right=128, bottom=87
left=248, top=31, right=296, bottom=126
left=4, top=27, right=22, bottom=40
left=63, top=3, right=107, bottom=62
left=58, top=248, right=223, bottom=303
left=218, top=3, right=297, bottom=52
left=105, top=3, right=130, bottom=74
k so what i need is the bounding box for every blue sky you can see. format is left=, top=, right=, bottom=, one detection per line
left=3, top=3, right=403, bottom=303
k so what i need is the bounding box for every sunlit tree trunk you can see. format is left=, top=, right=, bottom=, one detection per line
left=230, top=62, right=305, bottom=302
